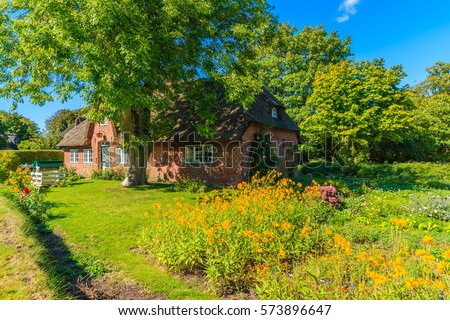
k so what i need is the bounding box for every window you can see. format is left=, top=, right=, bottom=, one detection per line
left=185, top=145, right=214, bottom=164
left=271, top=107, right=278, bottom=118
left=115, top=147, right=128, bottom=165
left=83, top=148, right=93, bottom=163
left=69, top=149, right=79, bottom=163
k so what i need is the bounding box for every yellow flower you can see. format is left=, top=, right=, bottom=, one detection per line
left=434, top=280, right=446, bottom=291
left=16, top=167, right=22, bottom=173
left=287, top=204, right=294, bottom=211
left=368, top=271, right=388, bottom=287
left=444, top=250, right=450, bottom=260
left=415, top=249, right=428, bottom=256
left=222, top=219, right=230, bottom=230
left=152, top=203, right=162, bottom=209
left=422, top=236, right=436, bottom=246
left=143, top=211, right=149, bottom=217
left=256, top=248, right=263, bottom=253
left=272, top=221, right=280, bottom=227
left=358, top=252, right=368, bottom=261
left=358, top=283, right=365, bottom=293
left=421, top=255, right=436, bottom=263
left=437, top=261, right=449, bottom=274
left=369, top=256, right=380, bottom=267
left=243, top=230, right=253, bottom=237
left=281, top=222, right=291, bottom=230
left=390, top=217, right=409, bottom=228
left=300, top=226, right=312, bottom=237
left=405, top=277, right=415, bottom=290
left=279, top=249, right=286, bottom=258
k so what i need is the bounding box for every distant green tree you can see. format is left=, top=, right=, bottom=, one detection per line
left=302, top=59, right=414, bottom=163
left=0, top=116, right=7, bottom=149
left=258, top=24, right=353, bottom=122
left=0, top=111, right=40, bottom=147
left=411, top=62, right=450, bottom=159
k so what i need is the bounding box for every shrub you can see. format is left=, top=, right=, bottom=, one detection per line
left=91, top=167, right=126, bottom=181
left=3, top=168, right=48, bottom=222
left=143, top=171, right=340, bottom=294
left=172, top=176, right=206, bottom=193
left=0, top=151, right=21, bottom=181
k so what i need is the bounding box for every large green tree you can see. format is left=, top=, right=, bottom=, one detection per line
left=0, top=0, right=275, bottom=186
left=0, top=110, right=40, bottom=147
left=258, top=24, right=352, bottom=122
left=301, top=59, right=414, bottom=163
left=411, top=62, right=450, bottom=159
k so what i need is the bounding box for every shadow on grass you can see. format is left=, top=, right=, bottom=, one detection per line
left=0, top=192, right=96, bottom=299
left=28, top=224, right=93, bottom=299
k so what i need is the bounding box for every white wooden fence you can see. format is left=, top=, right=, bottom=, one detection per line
left=31, top=170, right=66, bottom=187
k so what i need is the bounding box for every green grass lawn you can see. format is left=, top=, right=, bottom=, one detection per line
left=44, top=181, right=214, bottom=299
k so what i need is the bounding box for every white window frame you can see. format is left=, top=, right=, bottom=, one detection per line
left=83, top=148, right=93, bottom=164
left=185, top=144, right=214, bottom=164
left=115, top=147, right=128, bottom=165
left=69, top=149, right=79, bottom=164
left=271, top=107, right=278, bottom=118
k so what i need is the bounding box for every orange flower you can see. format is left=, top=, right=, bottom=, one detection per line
left=281, top=222, right=291, bottom=230
left=437, top=261, right=449, bottom=274
left=222, top=219, right=230, bottom=230
left=444, top=250, right=450, bottom=260
left=422, top=236, right=436, bottom=246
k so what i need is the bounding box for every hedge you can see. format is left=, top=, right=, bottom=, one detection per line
left=0, top=150, right=64, bottom=181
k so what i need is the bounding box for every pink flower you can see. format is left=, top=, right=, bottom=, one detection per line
left=23, top=187, right=30, bottom=195
left=20, top=195, right=25, bottom=201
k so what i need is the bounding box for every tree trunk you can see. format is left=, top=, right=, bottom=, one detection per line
left=120, top=107, right=150, bottom=187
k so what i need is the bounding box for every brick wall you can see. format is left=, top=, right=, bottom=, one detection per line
left=147, top=140, right=243, bottom=186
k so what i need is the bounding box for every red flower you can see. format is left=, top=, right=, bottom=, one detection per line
left=23, top=187, right=30, bottom=195
left=20, top=195, right=25, bottom=201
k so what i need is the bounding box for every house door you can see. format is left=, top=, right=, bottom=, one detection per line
left=101, top=145, right=110, bottom=170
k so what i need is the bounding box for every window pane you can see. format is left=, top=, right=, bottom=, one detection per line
left=203, top=145, right=213, bottom=163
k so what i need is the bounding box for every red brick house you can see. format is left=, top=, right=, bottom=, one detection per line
left=58, top=88, right=300, bottom=185
left=57, top=117, right=128, bottom=177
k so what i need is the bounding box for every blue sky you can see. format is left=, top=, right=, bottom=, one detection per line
left=1, top=0, right=450, bottom=130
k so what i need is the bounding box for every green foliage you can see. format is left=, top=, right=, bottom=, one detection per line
left=91, top=168, right=127, bottom=181
left=250, top=132, right=279, bottom=176
left=0, top=150, right=63, bottom=165
left=0, top=111, right=40, bottom=147
left=173, top=176, right=206, bottom=193
left=258, top=24, right=352, bottom=121
left=0, top=0, right=277, bottom=185
left=3, top=168, right=48, bottom=223
left=300, top=161, right=450, bottom=191
left=0, top=151, right=20, bottom=181
left=302, top=59, right=414, bottom=163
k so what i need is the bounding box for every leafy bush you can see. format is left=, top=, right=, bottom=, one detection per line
left=91, top=167, right=126, bottom=181
left=3, top=167, right=48, bottom=222
left=0, top=150, right=63, bottom=165
left=143, top=171, right=340, bottom=294
left=172, top=176, right=206, bottom=193
left=0, top=151, right=21, bottom=181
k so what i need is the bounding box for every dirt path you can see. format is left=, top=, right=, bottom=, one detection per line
left=0, top=196, right=54, bottom=299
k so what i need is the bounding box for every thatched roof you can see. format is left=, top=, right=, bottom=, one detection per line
left=157, top=87, right=300, bottom=141
left=57, top=117, right=94, bottom=147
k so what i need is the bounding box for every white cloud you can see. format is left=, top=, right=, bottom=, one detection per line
left=336, top=0, right=361, bottom=23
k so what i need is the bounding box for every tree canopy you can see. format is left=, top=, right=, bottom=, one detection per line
left=301, top=59, right=414, bottom=163
left=0, top=0, right=276, bottom=185
left=258, top=24, right=352, bottom=122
